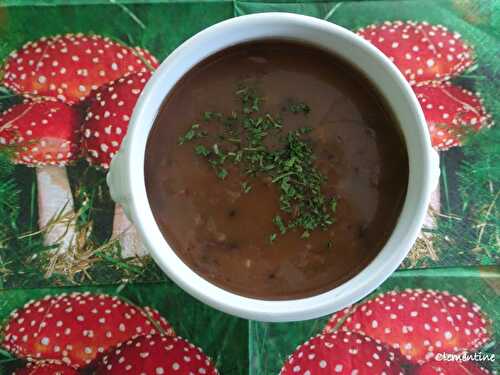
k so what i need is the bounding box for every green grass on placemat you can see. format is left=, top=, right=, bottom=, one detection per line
left=0, top=152, right=167, bottom=288
left=434, top=126, right=500, bottom=266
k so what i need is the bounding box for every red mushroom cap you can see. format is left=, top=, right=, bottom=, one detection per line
left=82, top=71, right=151, bottom=169
left=357, top=21, right=474, bottom=85
left=414, top=82, right=493, bottom=150
left=13, top=362, right=79, bottom=375
left=280, top=330, right=405, bottom=375
left=142, top=306, right=174, bottom=332
left=2, top=292, right=175, bottom=368
left=94, top=334, right=219, bottom=375
left=414, top=359, right=491, bottom=374
left=324, top=289, right=492, bottom=364
left=0, top=99, right=81, bottom=166
left=2, top=34, right=158, bottom=104
left=133, top=47, right=159, bottom=68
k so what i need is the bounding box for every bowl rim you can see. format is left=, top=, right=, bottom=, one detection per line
left=112, top=12, right=437, bottom=322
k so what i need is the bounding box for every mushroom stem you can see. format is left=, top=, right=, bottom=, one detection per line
left=36, top=165, right=76, bottom=252
left=112, top=204, right=148, bottom=258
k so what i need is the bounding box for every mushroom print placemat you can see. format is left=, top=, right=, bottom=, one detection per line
left=0, top=0, right=498, bottom=374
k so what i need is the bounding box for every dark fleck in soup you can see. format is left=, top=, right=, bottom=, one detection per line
left=145, top=40, right=408, bottom=300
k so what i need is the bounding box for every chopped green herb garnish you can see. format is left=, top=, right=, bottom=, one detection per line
left=217, top=168, right=228, bottom=180
left=195, top=144, right=210, bottom=157
left=285, top=100, right=311, bottom=114
left=331, top=198, right=337, bottom=213
left=212, top=143, right=221, bottom=155
left=273, top=215, right=287, bottom=235
left=179, top=85, right=337, bottom=242
left=203, top=111, right=223, bottom=121
left=241, top=182, right=252, bottom=194
left=178, top=124, right=206, bottom=144
left=269, top=233, right=277, bottom=243
left=237, top=86, right=261, bottom=113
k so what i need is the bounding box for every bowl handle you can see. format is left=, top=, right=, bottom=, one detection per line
left=430, top=148, right=441, bottom=189
left=106, top=136, right=133, bottom=221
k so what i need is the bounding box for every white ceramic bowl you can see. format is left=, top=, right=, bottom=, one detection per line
left=107, top=13, right=440, bottom=322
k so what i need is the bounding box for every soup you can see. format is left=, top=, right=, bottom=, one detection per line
left=145, top=41, right=408, bottom=300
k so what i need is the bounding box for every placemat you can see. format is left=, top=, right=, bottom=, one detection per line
left=0, top=1, right=498, bottom=374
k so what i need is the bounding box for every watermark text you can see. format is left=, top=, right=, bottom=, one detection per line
left=435, top=352, right=495, bottom=363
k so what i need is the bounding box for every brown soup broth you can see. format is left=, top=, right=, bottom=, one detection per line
left=145, top=40, right=409, bottom=300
